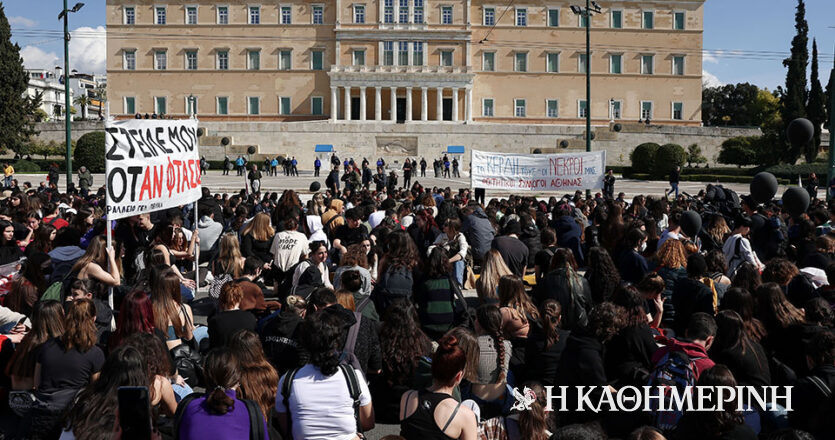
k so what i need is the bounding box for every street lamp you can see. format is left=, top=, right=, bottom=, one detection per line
left=59, top=1, right=84, bottom=187
left=572, top=0, right=602, bottom=199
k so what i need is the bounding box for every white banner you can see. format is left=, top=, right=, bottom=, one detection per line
left=471, top=150, right=606, bottom=192
left=104, top=119, right=202, bottom=220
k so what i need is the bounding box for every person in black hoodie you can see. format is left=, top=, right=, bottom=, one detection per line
left=605, top=285, right=658, bottom=388
left=540, top=248, right=592, bottom=331
left=550, top=203, right=584, bottom=266
left=518, top=213, right=541, bottom=269
left=708, top=310, right=771, bottom=387
left=671, top=253, right=716, bottom=337
left=789, top=329, right=835, bottom=439
left=525, top=298, right=570, bottom=386
left=259, top=294, right=306, bottom=375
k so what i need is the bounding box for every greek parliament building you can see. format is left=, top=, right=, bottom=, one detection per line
left=105, top=0, right=708, bottom=166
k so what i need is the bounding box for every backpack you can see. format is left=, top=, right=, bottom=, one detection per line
left=322, top=214, right=341, bottom=240
left=173, top=392, right=265, bottom=440
left=280, top=364, right=363, bottom=439
left=339, top=311, right=363, bottom=372
left=647, top=350, right=703, bottom=433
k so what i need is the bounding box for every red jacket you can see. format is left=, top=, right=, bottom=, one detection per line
left=651, top=337, right=715, bottom=380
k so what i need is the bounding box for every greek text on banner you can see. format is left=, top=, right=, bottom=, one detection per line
left=470, top=150, right=606, bottom=192
left=104, top=119, right=202, bottom=220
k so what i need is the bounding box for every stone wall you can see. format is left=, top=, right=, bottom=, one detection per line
left=33, top=121, right=105, bottom=143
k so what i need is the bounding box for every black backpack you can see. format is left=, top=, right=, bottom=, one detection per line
left=280, top=364, right=363, bottom=438
left=173, top=392, right=265, bottom=440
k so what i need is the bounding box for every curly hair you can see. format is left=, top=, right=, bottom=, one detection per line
left=588, top=302, right=624, bottom=343
left=340, top=244, right=369, bottom=269
left=300, top=309, right=343, bottom=376
left=584, top=247, right=621, bottom=303
left=380, top=300, right=433, bottom=385
left=380, top=230, right=420, bottom=271
left=656, top=239, right=687, bottom=269
left=761, top=259, right=799, bottom=286
left=609, top=285, right=647, bottom=328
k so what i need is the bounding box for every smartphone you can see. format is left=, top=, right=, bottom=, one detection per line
left=118, top=386, right=152, bottom=440
left=16, top=316, right=26, bottom=326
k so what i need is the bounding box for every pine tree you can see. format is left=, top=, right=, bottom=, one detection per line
left=0, top=3, right=38, bottom=153
left=781, top=0, right=809, bottom=164
left=807, top=39, right=826, bottom=163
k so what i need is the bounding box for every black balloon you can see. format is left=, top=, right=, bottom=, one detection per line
left=750, top=172, right=778, bottom=203
left=680, top=210, right=702, bottom=238
left=532, top=148, right=542, bottom=154
left=613, top=123, right=622, bottom=132
left=309, top=182, right=321, bottom=192
left=559, top=140, right=569, bottom=148
left=787, top=118, right=814, bottom=147
left=247, top=146, right=257, bottom=154
left=221, top=137, right=230, bottom=146
left=196, top=128, right=204, bottom=137
left=782, top=187, right=810, bottom=217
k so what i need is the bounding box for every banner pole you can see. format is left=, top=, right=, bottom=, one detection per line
left=194, top=201, right=199, bottom=293
left=106, top=217, right=113, bottom=310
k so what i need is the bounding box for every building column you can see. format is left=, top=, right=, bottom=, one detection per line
left=405, top=87, right=413, bottom=122
left=390, top=87, right=397, bottom=122
left=465, top=87, right=473, bottom=122
left=436, top=87, right=443, bottom=121
left=359, top=86, right=367, bottom=121
left=330, top=86, right=338, bottom=122
left=374, top=87, right=382, bottom=121
left=343, top=86, right=351, bottom=120
left=421, top=87, right=428, bottom=121
left=451, top=88, right=459, bottom=122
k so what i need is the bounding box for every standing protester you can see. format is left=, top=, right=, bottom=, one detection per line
left=248, top=164, right=262, bottom=196
left=603, top=169, right=615, bottom=199
left=236, top=156, right=245, bottom=176
left=665, top=165, right=681, bottom=199
left=314, top=157, right=321, bottom=177
left=77, top=166, right=93, bottom=198
left=47, top=163, right=59, bottom=187
left=452, top=158, right=460, bottom=178
left=223, top=156, right=231, bottom=175
left=402, top=158, right=413, bottom=189
left=291, top=157, right=299, bottom=176
left=443, top=157, right=451, bottom=178
left=419, top=157, right=427, bottom=177
left=805, top=172, right=819, bottom=200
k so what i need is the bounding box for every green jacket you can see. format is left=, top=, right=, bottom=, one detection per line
left=78, top=170, right=93, bottom=189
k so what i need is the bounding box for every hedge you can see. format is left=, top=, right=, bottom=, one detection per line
left=630, top=143, right=660, bottom=174
left=653, top=144, right=687, bottom=177
left=74, top=132, right=106, bottom=173
left=14, top=160, right=41, bottom=173
left=623, top=173, right=790, bottom=185
left=762, top=163, right=828, bottom=179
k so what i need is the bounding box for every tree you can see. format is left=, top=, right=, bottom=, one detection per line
left=629, top=143, right=660, bottom=174
left=653, top=144, right=687, bottom=178
left=74, top=132, right=105, bottom=173
left=73, top=94, right=90, bottom=120
left=701, top=83, right=761, bottom=127
left=806, top=39, right=826, bottom=163
left=718, top=137, right=758, bottom=167
left=95, top=83, right=107, bottom=118
left=686, top=144, right=707, bottom=167
left=0, top=4, right=39, bottom=153
left=781, top=0, right=809, bottom=164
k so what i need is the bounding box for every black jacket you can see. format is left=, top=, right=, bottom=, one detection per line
left=789, top=365, right=835, bottom=439
left=671, top=277, right=714, bottom=336
left=604, top=323, right=658, bottom=387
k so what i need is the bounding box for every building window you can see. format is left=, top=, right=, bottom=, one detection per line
left=611, top=100, right=622, bottom=119
left=610, top=10, right=622, bottom=28
left=279, top=97, right=291, bottom=115
left=643, top=11, right=653, bottom=29
left=483, top=98, right=494, bottom=117
left=186, top=97, right=198, bottom=115
left=516, top=8, right=526, bottom=26
left=547, top=53, right=559, bottom=73
left=353, top=49, right=366, bottom=66
left=155, top=6, right=167, bottom=24
left=672, top=102, right=683, bottom=120
left=483, top=7, right=494, bottom=26
left=311, top=96, right=323, bottom=115
left=674, top=11, right=685, bottom=30
left=440, top=50, right=453, bottom=66
left=249, top=6, right=260, bottom=24
left=124, top=97, right=136, bottom=114
left=383, top=41, right=394, bottom=65
left=399, top=0, right=408, bottom=23
left=217, top=96, right=228, bottom=115
left=514, top=52, right=527, bottom=72
left=123, top=50, right=136, bottom=70
left=578, top=53, right=587, bottom=73
left=414, top=0, right=424, bottom=23
left=673, top=55, right=685, bottom=75
left=578, top=100, right=588, bottom=118
left=217, top=6, right=229, bottom=24
left=441, top=6, right=452, bottom=24
left=514, top=99, right=526, bottom=117
left=217, top=50, right=229, bottom=70
left=384, top=0, right=394, bottom=23
left=641, top=55, right=654, bottom=74
left=398, top=42, right=409, bottom=65
left=547, top=99, right=559, bottom=118
left=248, top=97, right=260, bottom=115
left=548, top=9, right=559, bottom=27
left=124, top=7, right=135, bottom=24
left=610, top=54, right=622, bottom=74
left=641, top=101, right=653, bottom=120
left=279, top=50, right=292, bottom=70
left=312, top=5, right=323, bottom=24
left=354, top=5, right=365, bottom=23
left=186, top=51, right=198, bottom=70
left=483, top=52, right=495, bottom=71
left=413, top=42, right=423, bottom=65
left=248, top=50, right=260, bottom=70
left=155, top=50, right=167, bottom=70
left=311, top=50, right=324, bottom=70
left=281, top=6, right=292, bottom=24
left=186, top=6, right=198, bottom=24
left=155, top=97, right=167, bottom=114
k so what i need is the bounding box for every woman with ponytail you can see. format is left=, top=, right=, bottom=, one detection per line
left=479, top=382, right=552, bottom=440
left=524, top=299, right=570, bottom=386
left=177, top=348, right=268, bottom=439
left=462, top=304, right=513, bottom=420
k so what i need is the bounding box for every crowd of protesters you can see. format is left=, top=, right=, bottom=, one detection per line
left=0, top=167, right=832, bottom=440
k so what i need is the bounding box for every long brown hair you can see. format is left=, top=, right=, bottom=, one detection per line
left=63, top=298, right=98, bottom=352
left=241, top=213, right=274, bottom=242
left=229, top=330, right=279, bottom=419
left=443, top=327, right=479, bottom=383
left=518, top=382, right=550, bottom=440
left=5, top=300, right=64, bottom=378
left=71, top=235, right=108, bottom=273
left=755, top=283, right=805, bottom=330
left=151, top=268, right=185, bottom=339
left=339, top=244, right=369, bottom=269
left=216, top=233, right=243, bottom=277
left=203, top=348, right=241, bottom=415
left=497, top=275, right=539, bottom=323
left=540, top=299, right=562, bottom=349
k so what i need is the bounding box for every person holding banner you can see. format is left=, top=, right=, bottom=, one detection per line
left=248, top=164, right=263, bottom=196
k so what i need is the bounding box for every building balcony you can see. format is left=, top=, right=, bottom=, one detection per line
left=330, top=65, right=472, bottom=75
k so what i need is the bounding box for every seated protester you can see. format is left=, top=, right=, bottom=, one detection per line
left=208, top=283, right=257, bottom=350
left=549, top=203, right=584, bottom=266
left=617, top=228, right=650, bottom=285
left=5, top=254, right=48, bottom=316
left=789, top=329, right=835, bottom=439
left=584, top=247, right=621, bottom=305
left=332, top=208, right=370, bottom=256
left=708, top=310, right=771, bottom=388
left=234, top=257, right=280, bottom=314
left=370, top=300, right=434, bottom=423
left=276, top=306, right=375, bottom=440
left=407, top=209, right=442, bottom=259
left=240, top=213, right=275, bottom=284
left=66, top=279, right=114, bottom=345
left=340, top=269, right=379, bottom=322
left=651, top=312, right=717, bottom=383
left=24, top=223, right=56, bottom=260
left=48, top=227, right=85, bottom=283
left=121, top=332, right=181, bottom=416
left=5, top=300, right=63, bottom=392
left=400, top=333, right=479, bottom=440
left=72, top=235, right=121, bottom=288
left=41, top=202, right=69, bottom=230
left=498, top=275, right=540, bottom=383
left=800, top=235, right=834, bottom=270
left=269, top=216, right=309, bottom=293
left=491, top=220, right=529, bottom=278
left=259, top=295, right=306, bottom=375
left=228, top=329, right=280, bottom=431
left=540, top=248, right=593, bottom=331
left=653, top=239, right=688, bottom=329
left=151, top=266, right=197, bottom=351
left=428, top=218, right=469, bottom=287
left=723, top=216, right=764, bottom=276
left=479, top=382, right=551, bottom=440
left=477, top=249, right=513, bottom=306
left=332, top=243, right=374, bottom=298
left=671, top=253, right=717, bottom=337
left=197, top=207, right=224, bottom=264
left=372, top=231, right=419, bottom=313
left=32, top=299, right=105, bottom=440
left=462, top=304, right=513, bottom=420
left=150, top=224, right=199, bottom=290
left=657, top=211, right=682, bottom=250
left=533, top=227, right=558, bottom=287
left=674, top=365, right=758, bottom=440
left=414, top=248, right=465, bottom=340
left=518, top=213, right=542, bottom=271
left=604, top=285, right=658, bottom=388
left=755, top=283, right=819, bottom=381
left=706, top=249, right=732, bottom=296
left=524, top=299, right=570, bottom=387
left=0, top=219, right=24, bottom=265
left=805, top=297, right=834, bottom=327
left=178, top=348, right=268, bottom=440
left=291, top=241, right=333, bottom=298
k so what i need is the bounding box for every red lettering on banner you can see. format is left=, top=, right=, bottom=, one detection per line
left=139, top=168, right=152, bottom=201
left=550, top=157, right=584, bottom=176
left=153, top=165, right=163, bottom=198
